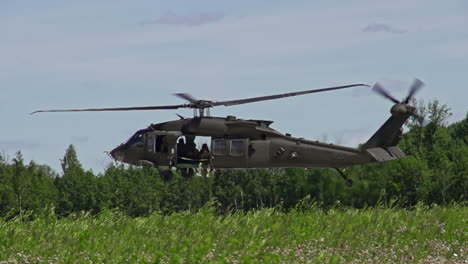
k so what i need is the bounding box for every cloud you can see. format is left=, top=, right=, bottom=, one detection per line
left=362, top=23, right=406, bottom=34
left=141, top=11, right=225, bottom=27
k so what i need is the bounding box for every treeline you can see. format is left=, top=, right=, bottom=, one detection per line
left=0, top=100, right=466, bottom=217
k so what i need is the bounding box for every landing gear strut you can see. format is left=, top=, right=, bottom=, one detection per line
left=180, top=168, right=195, bottom=179
left=335, top=168, right=354, bottom=187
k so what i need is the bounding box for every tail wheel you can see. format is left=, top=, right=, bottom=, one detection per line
left=160, top=169, right=174, bottom=182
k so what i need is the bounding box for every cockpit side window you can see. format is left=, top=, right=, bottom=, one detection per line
left=147, top=135, right=155, bottom=152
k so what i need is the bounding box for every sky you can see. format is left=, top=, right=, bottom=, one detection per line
left=1, top=0, right=467, bottom=174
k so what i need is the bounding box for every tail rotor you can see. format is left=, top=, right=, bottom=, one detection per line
left=363, top=78, right=425, bottom=149
left=373, top=78, right=424, bottom=105
left=372, top=78, right=424, bottom=121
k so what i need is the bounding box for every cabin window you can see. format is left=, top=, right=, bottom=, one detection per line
left=147, top=135, right=155, bottom=152
left=230, top=140, right=245, bottom=156
left=213, top=139, right=227, bottom=155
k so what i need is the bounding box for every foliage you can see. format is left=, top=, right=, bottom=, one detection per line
left=0, top=205, right=466, bottom=263
left=0, top=152, right=58, bottom=218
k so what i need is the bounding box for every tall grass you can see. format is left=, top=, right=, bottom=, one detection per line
left=0, top=205, right=466, bottom=263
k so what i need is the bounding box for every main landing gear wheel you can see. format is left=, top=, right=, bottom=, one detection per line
left=180, top=168, right=195, bottom=179
left=160, top=169, right=174, bottom=182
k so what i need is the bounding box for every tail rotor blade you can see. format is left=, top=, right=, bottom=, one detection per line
left=372, top=82, right=401, bottom=104
left=403, top=78, right=424, bottom=104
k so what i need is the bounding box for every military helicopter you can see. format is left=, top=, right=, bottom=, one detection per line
left=32, top=79, right=424, bottom=186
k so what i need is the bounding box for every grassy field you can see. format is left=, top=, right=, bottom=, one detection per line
left=0, top=205, right=466, bottom=263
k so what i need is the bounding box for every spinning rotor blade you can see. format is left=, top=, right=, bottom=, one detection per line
left=174, top=93, right=198, bottom=103
left=372, top=82, right=401, bottom=104
left=31, top=104, right=186, bottom=115
left=212, top=83, right=369, bottom=107
left=32, top=83, right=372, bottom=115
left=403, top=78, right=424, bottom=104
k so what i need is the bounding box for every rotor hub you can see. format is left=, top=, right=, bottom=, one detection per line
left=190, top=100, right=215, bottom=109
left=390, top=104, right=406, bottom=115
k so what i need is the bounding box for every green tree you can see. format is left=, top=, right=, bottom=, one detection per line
left=11, top=152, right=30, bottom=213
left=0, top=153, right=15, bottom=216
left=55, top=145, right=98, bottom=216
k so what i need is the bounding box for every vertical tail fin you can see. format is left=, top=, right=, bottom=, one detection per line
left=362, top=114, right=408, bottom=149
left=361, top=108, right=413, bottom=162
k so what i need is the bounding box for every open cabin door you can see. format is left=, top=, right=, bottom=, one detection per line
left=145, top=131, right=181, bottom=166
left=211, top=138, right=249, bottom=168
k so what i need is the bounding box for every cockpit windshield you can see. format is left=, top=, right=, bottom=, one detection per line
left=125, top=129, right=147, bottom=145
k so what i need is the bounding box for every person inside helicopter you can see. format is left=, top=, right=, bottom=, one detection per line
left=176, top=136, right=212, bottom=164
left=177, top=137, right=186, bottom=157
left=200, top=143, right=210, bottom=160
left=185, top=136, right=199, bottom=159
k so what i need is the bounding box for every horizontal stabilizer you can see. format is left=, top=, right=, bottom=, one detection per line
left=366, top=147, right=406, bottom=162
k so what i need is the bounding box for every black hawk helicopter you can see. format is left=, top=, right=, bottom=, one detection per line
left=32, top=79, right=424, bottom=186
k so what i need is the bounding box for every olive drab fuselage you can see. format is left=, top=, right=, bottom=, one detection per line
left=109, top=115, right=406, bottom=170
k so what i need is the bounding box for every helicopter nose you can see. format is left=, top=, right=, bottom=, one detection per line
left=110, top=146, right=125, bottom=162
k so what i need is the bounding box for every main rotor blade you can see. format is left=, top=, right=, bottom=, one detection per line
left=31, top=104, right=187, bottom=115
left=212, top=84, right=369, bottom=107
left=403, top=78, right=424, bottom=104
left=372, top=83, right=401, bottom=104
left=174, top=93, right=198, bottom=103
